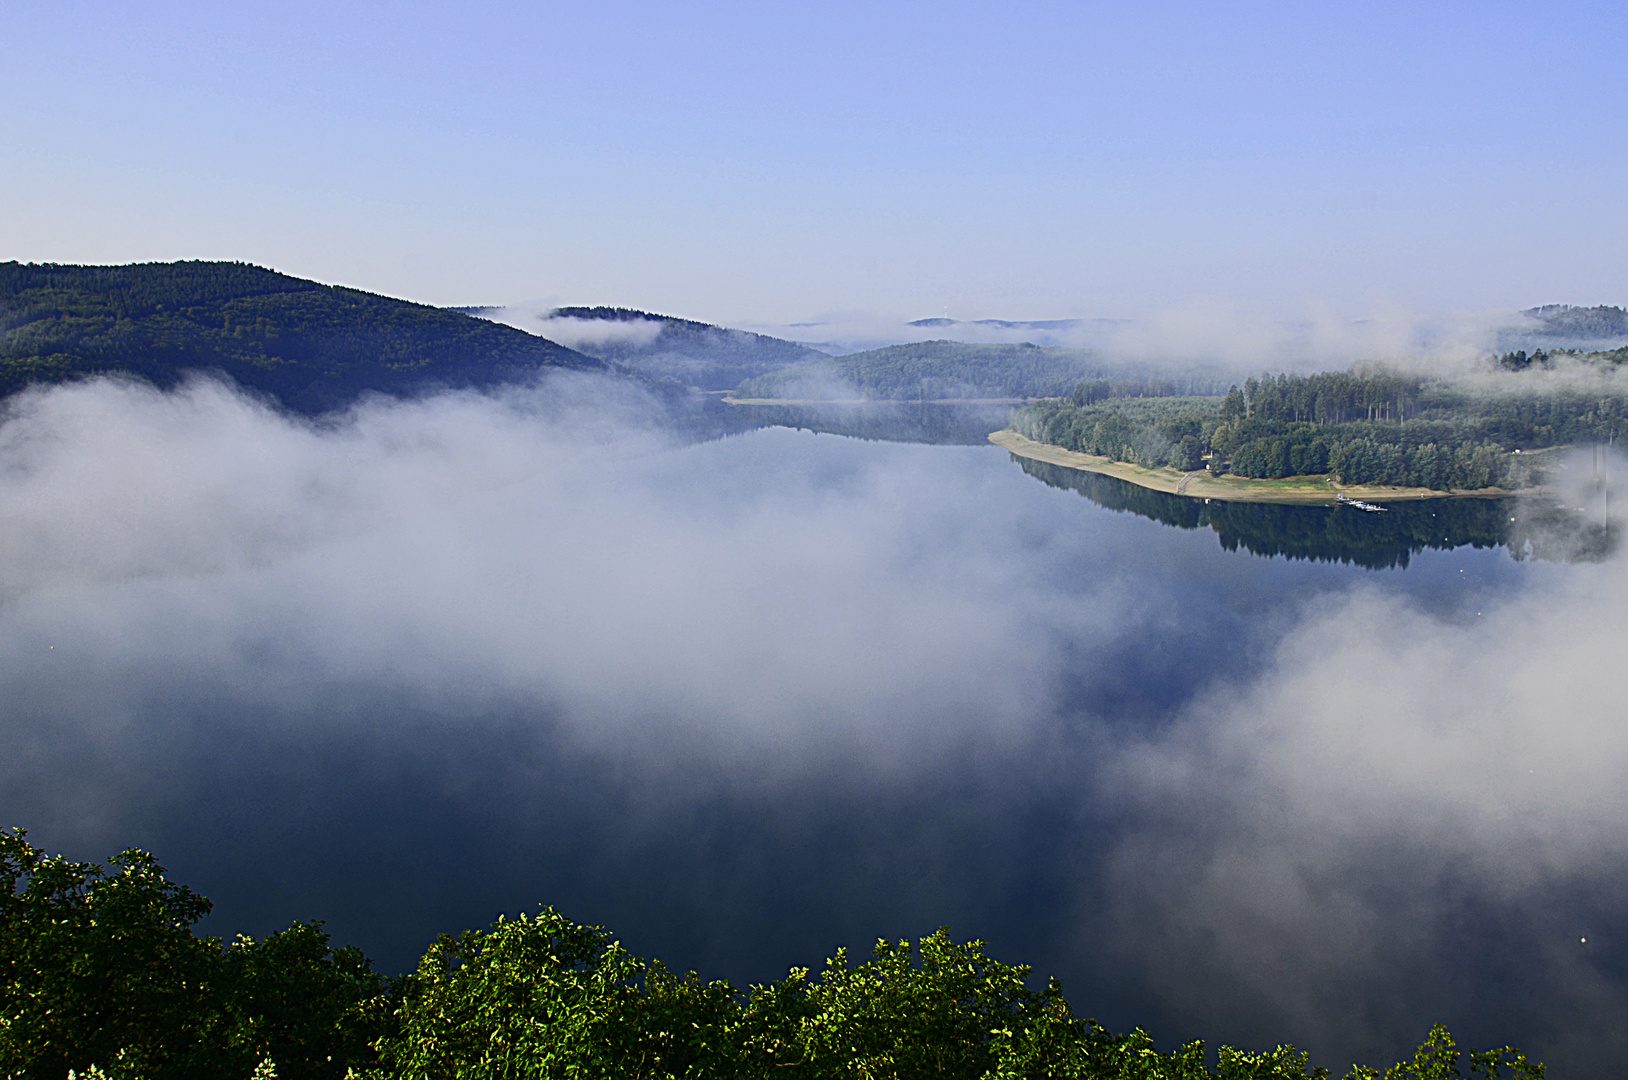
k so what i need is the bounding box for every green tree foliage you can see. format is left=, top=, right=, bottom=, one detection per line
left=729, top=400, right=1018, bottom=446
left=1012, top=456, right=1538, bottom=569
left=1014, top=365, right=1628, bottom=490
left=377, top=909, right=740, bottom=1080
left=1342, top=1024, right=1546, bottom=1080
left=0, top=262, right=599, bottom=414
left=544, top=307, right=824, bottom=391
left=734, top=932, right=1056, bottom=1079
left=1171, top=435, right=1203, bottom=471
left=375, top=917, right=1544, bottom=1080
left=1013, top=396, right=1223, bottom=470
left=1522, top=303, right=1628, bottom=341
left=221, top=922, right=397, bottom=1080
left=2, top=831, right=1543, bottom=1080
left=0, top=830, right=223, bottom=1079
left=735, top=341, right=1219, bottom=402
left=1495, top=350, right=1550, bottom=372
left=0, top=829, right=393, bottom=1080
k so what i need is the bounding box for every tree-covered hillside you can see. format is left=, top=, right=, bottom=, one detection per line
left=540, top=306, right=825, bottom=390
left=0, top=262, right=600, bottom=414
left=1013, top=364, right=1628, bottom=491
left=1522, top=303, right=1628, bottom=341
left=0, top=830, right=1543, bottom=1080
left=734, top=340, right=1210, bottom=401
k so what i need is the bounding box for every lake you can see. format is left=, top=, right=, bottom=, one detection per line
left=2, top=385, right=1622, bottom=1074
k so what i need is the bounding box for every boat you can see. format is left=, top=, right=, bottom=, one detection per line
left=1335, top=492, right=1388, bottom=512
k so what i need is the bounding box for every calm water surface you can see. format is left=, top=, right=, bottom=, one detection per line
left=5, top=423, right=1617, bottom=1073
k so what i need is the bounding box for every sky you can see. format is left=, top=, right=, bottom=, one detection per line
left=4, top=0, right=1627, bottom=325
left=8, top=6, right=1628, bottom=1069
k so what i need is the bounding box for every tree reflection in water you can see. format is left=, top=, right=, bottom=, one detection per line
left=1011, top=455, right=1617, bottom=568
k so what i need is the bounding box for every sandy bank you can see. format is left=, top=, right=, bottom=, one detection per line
left=988, top=429, right=1518, bottom=504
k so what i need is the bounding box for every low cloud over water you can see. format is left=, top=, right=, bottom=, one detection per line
left=1, top=374, right=1624, bottom=1072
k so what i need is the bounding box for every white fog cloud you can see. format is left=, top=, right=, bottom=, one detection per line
left=1099, top=525, right=1628, bottom=1064
left=475, top=307, right=667, bottom=350
left=0, top=373, right=1098, bottom=781
left=746, top=298, right=1553, bottom=375
left=2, top=373, right=1624, bottom=1069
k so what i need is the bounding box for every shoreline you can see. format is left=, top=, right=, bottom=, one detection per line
left=988, top=429, right=1520, bottom=504
left=722, top=396, right=1034, bottom=406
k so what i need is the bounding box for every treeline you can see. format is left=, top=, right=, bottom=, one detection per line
left=1014, top=366, right=1628, bottom=490
left=1522, top=303, right=1628, bottom=340
left=1220, top=370, right=1422, bottom=424
left=736, top=340, right=1101, bottom=400
left=1495, top=346, right=1628, bottom=372
left=1016, top=396, right=1219, bottom=472
left=1, top=831, right=1544, bottom=1080
left=1011, top=457, right=1520, bottom=570
left=545, top=307, right=824, bottom=390
left=0, top=262, right=597, bottom=414
left=734, top=341, right=1226, bottom=402
left=1065, top=377, right=1210, bottom=405
left=1497, top=350, right=1552, bottom=372
left=730, top=401, right=1017, bottom=446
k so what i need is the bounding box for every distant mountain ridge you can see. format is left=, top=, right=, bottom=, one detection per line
left=906, top=317, right=1113, bottom=332
left=11, top=267, right=1620, bottom=416
left=0, top=261, right=599, bottom=414
left=735, top=340, right=1115, bottom=400
left=1521, top=304, right=1628, bottom=341
left=532, top=305, right=826, bottom=390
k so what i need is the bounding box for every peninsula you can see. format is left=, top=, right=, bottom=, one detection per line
left=1002, top=363, right=1625, bottom=504
left=989, top=429, right=1518, bottom=504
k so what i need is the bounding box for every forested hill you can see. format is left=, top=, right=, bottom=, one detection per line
left=735, top=340, right=1166, bottom=400
left=1523, top=303, right=1628, bottom=341
left=0, top=262, right=600, bottom=414
left=537, top=305, right=826, bottom=390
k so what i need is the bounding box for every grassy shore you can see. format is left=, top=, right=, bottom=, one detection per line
left=989, top=429, right=1518, bottom=504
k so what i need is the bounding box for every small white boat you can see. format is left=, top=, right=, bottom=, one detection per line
left=1335, top=492, right=1388, bottom=512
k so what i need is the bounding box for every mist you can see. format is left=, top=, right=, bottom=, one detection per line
left=2, top=373, right=1625, bottom=1072
left=475, top=307, right=667, bottom=350
left=1103, top=546, right=1628, bottom=1067
left=743, top=298, right=1561, bottom=373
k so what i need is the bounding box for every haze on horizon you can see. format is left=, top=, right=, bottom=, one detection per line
left=3, top=0, right=1626, bottom=329
left=8, top=6, right=1628, bottom=1073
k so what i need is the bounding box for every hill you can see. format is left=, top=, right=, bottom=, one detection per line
left=0, top=262, right=600, bottom=414
left=906, top=316, right=1097, bottom=332
left=510, top=305, right=825, bottom=390
left=1520, top=303, right=1628, bottom=342
left=733, top=340, right=1222, bottom=401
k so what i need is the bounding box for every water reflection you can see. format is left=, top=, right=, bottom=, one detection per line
left=1011, top=454, right=1617, bottom=568
left=722, top=409, right=1618, bottom=567
left=6, top=399, right=1623, bottom=1074
left=729, top=401, right=1017, bottom=445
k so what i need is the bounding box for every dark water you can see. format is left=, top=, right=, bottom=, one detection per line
left=1012, top=454, right=1617, bottom=569
left=4, top=418, right=1621, bottom=1075
left=728, top=400, right=1018, bottom=445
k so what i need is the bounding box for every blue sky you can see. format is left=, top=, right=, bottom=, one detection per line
left=3, top=0, right=1625, bottom=324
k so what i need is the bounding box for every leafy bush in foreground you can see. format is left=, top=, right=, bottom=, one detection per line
left=2, top=829, right=1543, bottom=1080
left=0, top=830, right=392, bottom=1080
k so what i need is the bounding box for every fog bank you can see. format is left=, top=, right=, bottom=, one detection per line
left=1, top=373, right=1624, bottom=1071
left=746, top=299, right=1559, bottom=373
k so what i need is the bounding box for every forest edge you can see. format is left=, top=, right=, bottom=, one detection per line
left=989, top=429, right=1534, bottom=504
